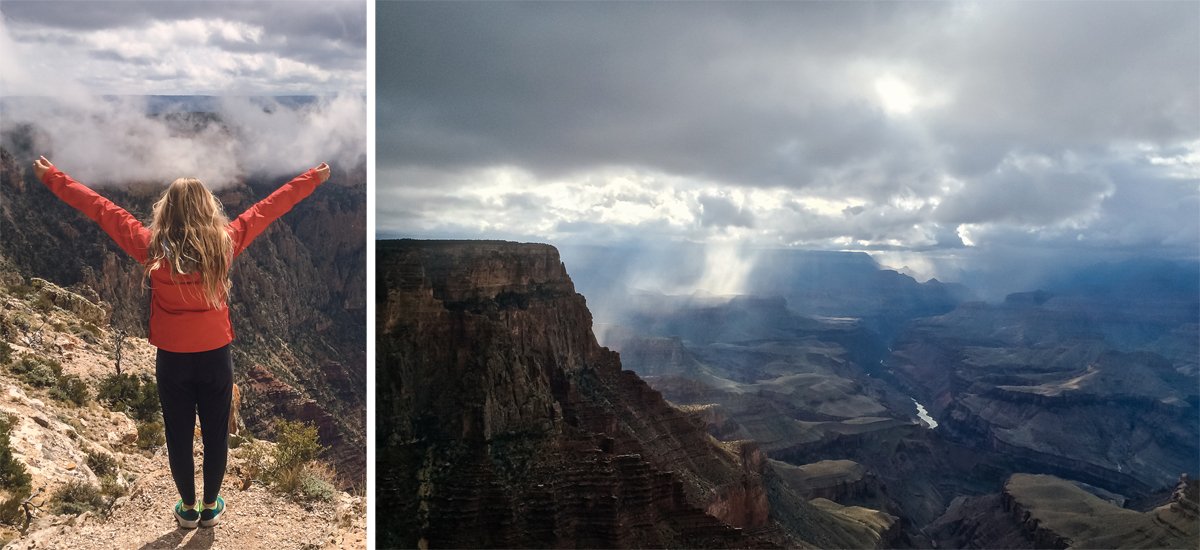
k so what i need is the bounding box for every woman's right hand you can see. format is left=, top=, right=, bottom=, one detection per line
left=314, top=162, right=330, bottom=183
left=32, top=156, right=53, bottom=180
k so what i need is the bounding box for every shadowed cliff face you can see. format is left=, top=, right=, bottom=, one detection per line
left=382, top=240, right=890, bottom=549
left=0, top=144, right=366, bottom=489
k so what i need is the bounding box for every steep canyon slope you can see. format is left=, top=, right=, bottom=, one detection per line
left=591, top=252, right=1199, bottom=546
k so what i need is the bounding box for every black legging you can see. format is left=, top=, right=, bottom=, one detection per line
left=155, top=343, right=233, bottom=507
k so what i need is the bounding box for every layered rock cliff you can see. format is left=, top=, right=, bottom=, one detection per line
left=374, top=240, right=916, bottom=548
left=0, top=142, right=366, bottom=488
left=377, top=240, right=780, bottom=548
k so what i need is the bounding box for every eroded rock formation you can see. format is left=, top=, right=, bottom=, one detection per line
left=377, top=240, right=787, bottom=548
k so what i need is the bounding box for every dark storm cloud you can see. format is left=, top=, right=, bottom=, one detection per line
left=378, top=1, right=940, bottom=185
left=2, top=1, right=365, bottom=52
left=380, top=2, right=1194, bottom=178
left=378, top=1, right=1198, bottom=286
left=935, top=156, right=1114, bottom=226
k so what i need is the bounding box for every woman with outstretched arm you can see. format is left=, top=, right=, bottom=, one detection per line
left=32, top=155, right=329, bottom=528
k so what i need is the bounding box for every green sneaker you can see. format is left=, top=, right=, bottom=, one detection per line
left=199, top=495, right=225, bottom=527
left=173, top=500, right=199, bottom=529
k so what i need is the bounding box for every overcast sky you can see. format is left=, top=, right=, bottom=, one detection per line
left=1, top=0, right=365, bottom=96
left=377, top=1, right=1198, bottom=291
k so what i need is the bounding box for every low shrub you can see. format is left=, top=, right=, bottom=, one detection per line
left=272, top=419, right=328, bottom=474
left=9, top=356, right=62, bottom=388
left=97, top=373, right=139, bottom=411
left=52, top=374, right=89, bottom=407
left=129, top=380, right=160, bottom=423
left=49, top=480, right=103, bottom=516
left=136, top=422, right=165, bottom=450
left=299, top=461, right=339, bottom=502
left=85, top=449, right=119, bottom=478
left=97, top=374, right=160, bottom=423
left=274, top=463, right=303, bottom=494
left=0, top=315, right=16, bottom=343
left=0, top=341, right=11, bottom=366
left=235, top=439, right=269, bottom=481
left=98, top=475, right=126, bottom=499
left=69, top=322, right=100, bottom=345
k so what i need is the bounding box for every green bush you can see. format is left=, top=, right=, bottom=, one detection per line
left=271, top=419, right=328, bottom=474
left=0, top=341, right=11, bottom=366
left=0, top=414, right=32, bottom=494
left=136, top=423, right=165, bottom=450
left=53, top=374, right=89, bottom=407
left=235, top=439, right=269, bottom=482
left=229, top=432, right=250, bottom=449
left=98, top=475, right=126, bottom=499
left=49, top=480, right=103, bottom=516
left=0, top=315, right=16, bottom=343
left=97, top=374, right=160, bottom=423
left=97, top=373, right=140, bottom=409
left=129, top=381, right=160, bottom=423
left=9, top=356, right=62, bottom=388
left=85, top=449, right=119, bottom=478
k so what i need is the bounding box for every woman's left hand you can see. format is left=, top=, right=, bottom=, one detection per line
left=32, top=156, right=53, bottom=180
left=314, top=162, right=330, bottom=183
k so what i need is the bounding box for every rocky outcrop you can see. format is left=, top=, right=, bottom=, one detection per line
left=770, top=459, right=877, bottom=503
left=926, top=473, right=1200, bottom=549
left=377, top=240, right=782, bottom=549
left=29, top=279, right=110, bottom=326
left=1003, top=473, right=1197, bottom=549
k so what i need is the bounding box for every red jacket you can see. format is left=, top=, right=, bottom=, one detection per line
left=41, top=166, right=323, bottom=353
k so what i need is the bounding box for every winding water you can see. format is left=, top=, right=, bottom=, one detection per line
left=911, top=398, right=938, bottom=429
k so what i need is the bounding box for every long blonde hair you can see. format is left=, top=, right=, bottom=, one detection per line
left=144, top=177, right=233, bottom=308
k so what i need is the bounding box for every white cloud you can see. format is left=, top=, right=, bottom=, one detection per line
left=1, top=8, right=363, bottom=96
left=2, top=94, right=365, bottom=189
